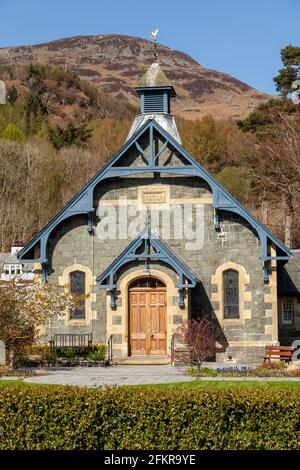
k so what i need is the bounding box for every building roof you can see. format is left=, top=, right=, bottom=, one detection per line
left=17, top=118, right=291, bottom=284
left=0, top=252, right=20, bottom=264
left=0, top=252, right=33, bottom=271
left=278, top=250, right=300, bottom=296
left=137, top=62, right=172, bottom=87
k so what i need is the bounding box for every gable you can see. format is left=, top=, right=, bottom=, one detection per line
left=17, top=118, right=290, bottom=282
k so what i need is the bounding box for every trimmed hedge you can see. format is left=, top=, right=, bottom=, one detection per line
left=0, top=384, right=300, bottom=449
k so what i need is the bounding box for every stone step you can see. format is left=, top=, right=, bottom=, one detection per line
left=114, top=355, right=171, bottom=365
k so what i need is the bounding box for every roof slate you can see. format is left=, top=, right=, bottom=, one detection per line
left=137, top=62, right=171, bottom=87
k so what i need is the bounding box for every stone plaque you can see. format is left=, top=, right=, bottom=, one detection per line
left=142, top=190, right=166, bottom=204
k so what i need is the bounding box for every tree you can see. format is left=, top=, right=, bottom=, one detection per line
left=237, top=98, right=298, bottom=135
left=7, top=86, right=18, bottom=105
left=1, top=123, right=25, bottom=142
left=248, top=113, right=300, bottom=248
left=49, top=123, right=92, bottom=150
left=273, top=45, right=300, bottom=99
left=175, top=318, right=219, bottom=368
left=0, top=278, right=75, bottom=366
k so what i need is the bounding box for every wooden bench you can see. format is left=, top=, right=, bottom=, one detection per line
left=262, top=345, right=295, bottom=363
left=50, top=333, right=92, bottom=351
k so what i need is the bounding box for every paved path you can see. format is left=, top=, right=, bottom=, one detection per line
left=20, top=366, right=300, bottom=387
left=23, top=365, right=196, bottom=387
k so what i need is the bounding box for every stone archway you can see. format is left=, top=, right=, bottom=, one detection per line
left=128, top=277, right=167, bottom=356
left=106, top=268, right=189, bottom=358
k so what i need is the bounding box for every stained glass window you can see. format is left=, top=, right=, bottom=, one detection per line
left=223, top=269, right=239, bottom=319
left=69, top=270, right=86, bottom=320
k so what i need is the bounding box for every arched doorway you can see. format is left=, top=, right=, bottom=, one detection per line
left=128, top=277, right=167, bottom=356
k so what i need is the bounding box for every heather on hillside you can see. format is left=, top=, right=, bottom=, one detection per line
left=0, top=50, right=299, bottom=251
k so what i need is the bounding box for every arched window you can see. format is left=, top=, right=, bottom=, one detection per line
left=129, top=277, right=165, bottom=289
left=223, top=269, right=239, bottom=319
left=69, top=270, right=86, bottom=320
left=282, top=298, right=293, bottom=325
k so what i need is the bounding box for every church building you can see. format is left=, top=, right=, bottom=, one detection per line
left=17, top=60, right=296, bottom=364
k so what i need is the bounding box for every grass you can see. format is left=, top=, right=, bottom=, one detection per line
left=0, top=379, right=47, bottom=387
left=133, top=380, right=300, bottom=389
left=1, top=379, right=300, bottom=390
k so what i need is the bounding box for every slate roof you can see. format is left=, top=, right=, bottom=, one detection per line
left=0, top=252, right=33, bottom=271
left=0, top=252, right=21, bottom=264
left=137, top=62, right=172, bottom=87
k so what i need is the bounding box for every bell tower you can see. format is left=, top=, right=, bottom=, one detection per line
left=126, top=33, right=181, bottom=143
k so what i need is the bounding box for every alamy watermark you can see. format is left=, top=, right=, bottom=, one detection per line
left=95, top=196, right=205, bottom=251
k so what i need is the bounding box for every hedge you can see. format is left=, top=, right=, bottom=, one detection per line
left=0, top=384, right=300, bottom=450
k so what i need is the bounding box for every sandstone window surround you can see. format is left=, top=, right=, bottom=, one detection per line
left=211, top=262, right=251, bottom=324
left=59, top=264, right=96, bottom=326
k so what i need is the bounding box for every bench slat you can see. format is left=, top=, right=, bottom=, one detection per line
left=265, top=345, right=295, bottom=351
left=265, top=351, right=293, bottom=357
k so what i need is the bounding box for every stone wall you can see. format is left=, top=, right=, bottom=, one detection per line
left=43, top=174, right=278, bottom=363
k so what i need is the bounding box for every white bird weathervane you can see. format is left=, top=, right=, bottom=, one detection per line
left=150, top=29, right=159, bottom=61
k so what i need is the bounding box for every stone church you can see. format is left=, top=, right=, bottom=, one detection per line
left=18, top=60, right=298, bottom=364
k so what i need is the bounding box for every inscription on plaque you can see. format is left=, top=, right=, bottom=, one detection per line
left=142, top=190, right=166, bottom=204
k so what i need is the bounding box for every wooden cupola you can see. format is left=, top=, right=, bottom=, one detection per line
left=134, top=62, right=176, bottom=114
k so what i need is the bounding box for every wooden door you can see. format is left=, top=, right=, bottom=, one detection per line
left=129, top=288, right=166, bottom=356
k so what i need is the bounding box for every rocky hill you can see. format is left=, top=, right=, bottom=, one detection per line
left=0, top=34, right=269, bottom=120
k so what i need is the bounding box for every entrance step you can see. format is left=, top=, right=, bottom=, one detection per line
left=114, top=355, right=171, bottom=365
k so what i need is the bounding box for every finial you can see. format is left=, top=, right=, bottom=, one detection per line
left=144, top=206, right=151, bottom=231
left=150, top=29, right=159, bottom=61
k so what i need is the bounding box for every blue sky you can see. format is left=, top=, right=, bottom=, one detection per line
left=0, top=0, right=299, bottom=94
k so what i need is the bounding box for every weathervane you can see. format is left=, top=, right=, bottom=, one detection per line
left=150, top=29, right=159, bottom=61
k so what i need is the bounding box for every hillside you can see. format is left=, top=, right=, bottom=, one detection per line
left=0, top=34, right=269, bottom=120
left=0, top=63, right=135, bottom=129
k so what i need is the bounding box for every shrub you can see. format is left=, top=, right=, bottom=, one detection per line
left=258, top=360, right=286, bottom=370
left=187, top=367, right=218, bottom=377
left=92, top=343, right=106, bottom=357
left=0, top=385, right=300, bottom=449
left=87, top=351, right=105, bottom=362
left=175, top=318, right=220, bottom=368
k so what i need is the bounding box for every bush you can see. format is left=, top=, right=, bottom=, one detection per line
left=187, top=367, right=218, bottom=377
left=187, top=364, right=300, bottom=378
left=87, top=351, right=105, bottom=362
left=0, top=385, right=300, bottom=449
left=92, top=343, right=106, bottom=357
left=257, top=361, right=286, bottom=370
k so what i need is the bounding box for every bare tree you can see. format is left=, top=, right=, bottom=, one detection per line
left=175, top=318, right=218, bottom=369
left=249, top=113, right=300, bottom=248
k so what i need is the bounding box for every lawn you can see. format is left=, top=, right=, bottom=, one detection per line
left=0, top=379, right=47, bottom=387
left=1, top=378, right=300, bottom=389
left=133, top=380, right=300, bottom=389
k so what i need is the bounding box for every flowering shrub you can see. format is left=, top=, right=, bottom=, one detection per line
left=187, top=364, right=300, bottom=377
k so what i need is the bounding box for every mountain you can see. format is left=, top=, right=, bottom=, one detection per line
left=0, top=34, right=270, bottom=120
